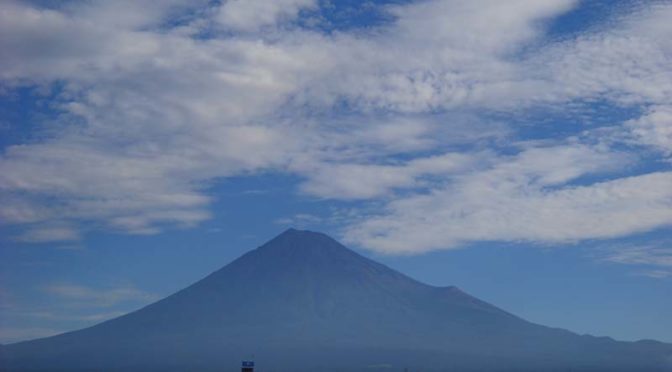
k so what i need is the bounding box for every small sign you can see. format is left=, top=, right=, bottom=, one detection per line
left=242, top=361, right=255, bottom=367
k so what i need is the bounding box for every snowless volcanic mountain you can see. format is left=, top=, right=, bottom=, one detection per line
left=1, top=229, right=671, bottom=371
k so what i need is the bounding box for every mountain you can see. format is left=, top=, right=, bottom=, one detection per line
left=1, top=229, right=671, bottom=371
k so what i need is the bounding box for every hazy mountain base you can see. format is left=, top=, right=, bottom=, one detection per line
left=2, top=229, right=671, bottom=371
left=2, top=345, right=671, bottom=371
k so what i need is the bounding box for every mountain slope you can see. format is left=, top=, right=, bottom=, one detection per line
left=1, top=229, right=671, bottom=371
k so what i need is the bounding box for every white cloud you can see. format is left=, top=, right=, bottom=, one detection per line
left=637, top=270, right=672, bottom=279
left=604, top=245, right=672, bottom=268
left=27, top=310, right=128, bottom=323
left=343, top=146, right=672, bottom=253
left=14, top=225, right=80, bottom=243
left=0, top=327, right=64, bottom=345
left=0, top=1, right=207, bottom=83
left=0, top=282, right=157, bottom=344
left=291, top=0, right=579, bottom=113
left=215, top=0, right=316, bottom=32
left=0, top=0, right=670, bottom=251
left=43, top=284, right=159, bottom=307
left=626, top=106, right=672, bottom=156
left=390, top=0, right=577, bottom=54
left=299, top=152, right=481, bottom=200
left=599, top=243, right=672, bottom=279
left=274, top=213, right=323, bottom=228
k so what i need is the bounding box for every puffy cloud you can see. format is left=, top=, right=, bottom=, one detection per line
left=0, top=0, right=318, bottom=235
left=344, top=146, right=672, bottom=253
left=626, top=106, right=672, bottom=156
left=215, top=0, right=316, bottom=32
left=292, top=0, right=579, bottom=112
left=0, top=0, right=209, bottom=83
left=0, top=0, right=671, bottom=250
left=390, top=0, right=577, bottom=54
left=299, top=152, right=481, bottom=200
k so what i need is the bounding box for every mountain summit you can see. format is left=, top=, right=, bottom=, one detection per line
left=1, top=229, right=671, bottom=371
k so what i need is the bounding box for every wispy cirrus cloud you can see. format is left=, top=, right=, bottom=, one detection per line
left=0, top=282, right=158, bottom=343
left=26, top=310, right=129, bottom=323
left=605, top=245, right=672, bottom=268
left=13, top=225, right=80, bottom=243
left=0, top=327, right=64, bottom=345
left=274, top=213, right=323, bottom=229
left=637, top=270, right=672, bottom=279
left=43, top=283, right=159, bottom=307
left=599, top=242, right=672, bottom=279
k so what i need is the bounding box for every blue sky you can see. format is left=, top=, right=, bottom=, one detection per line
left=0, top=0, right=671, bottom=344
